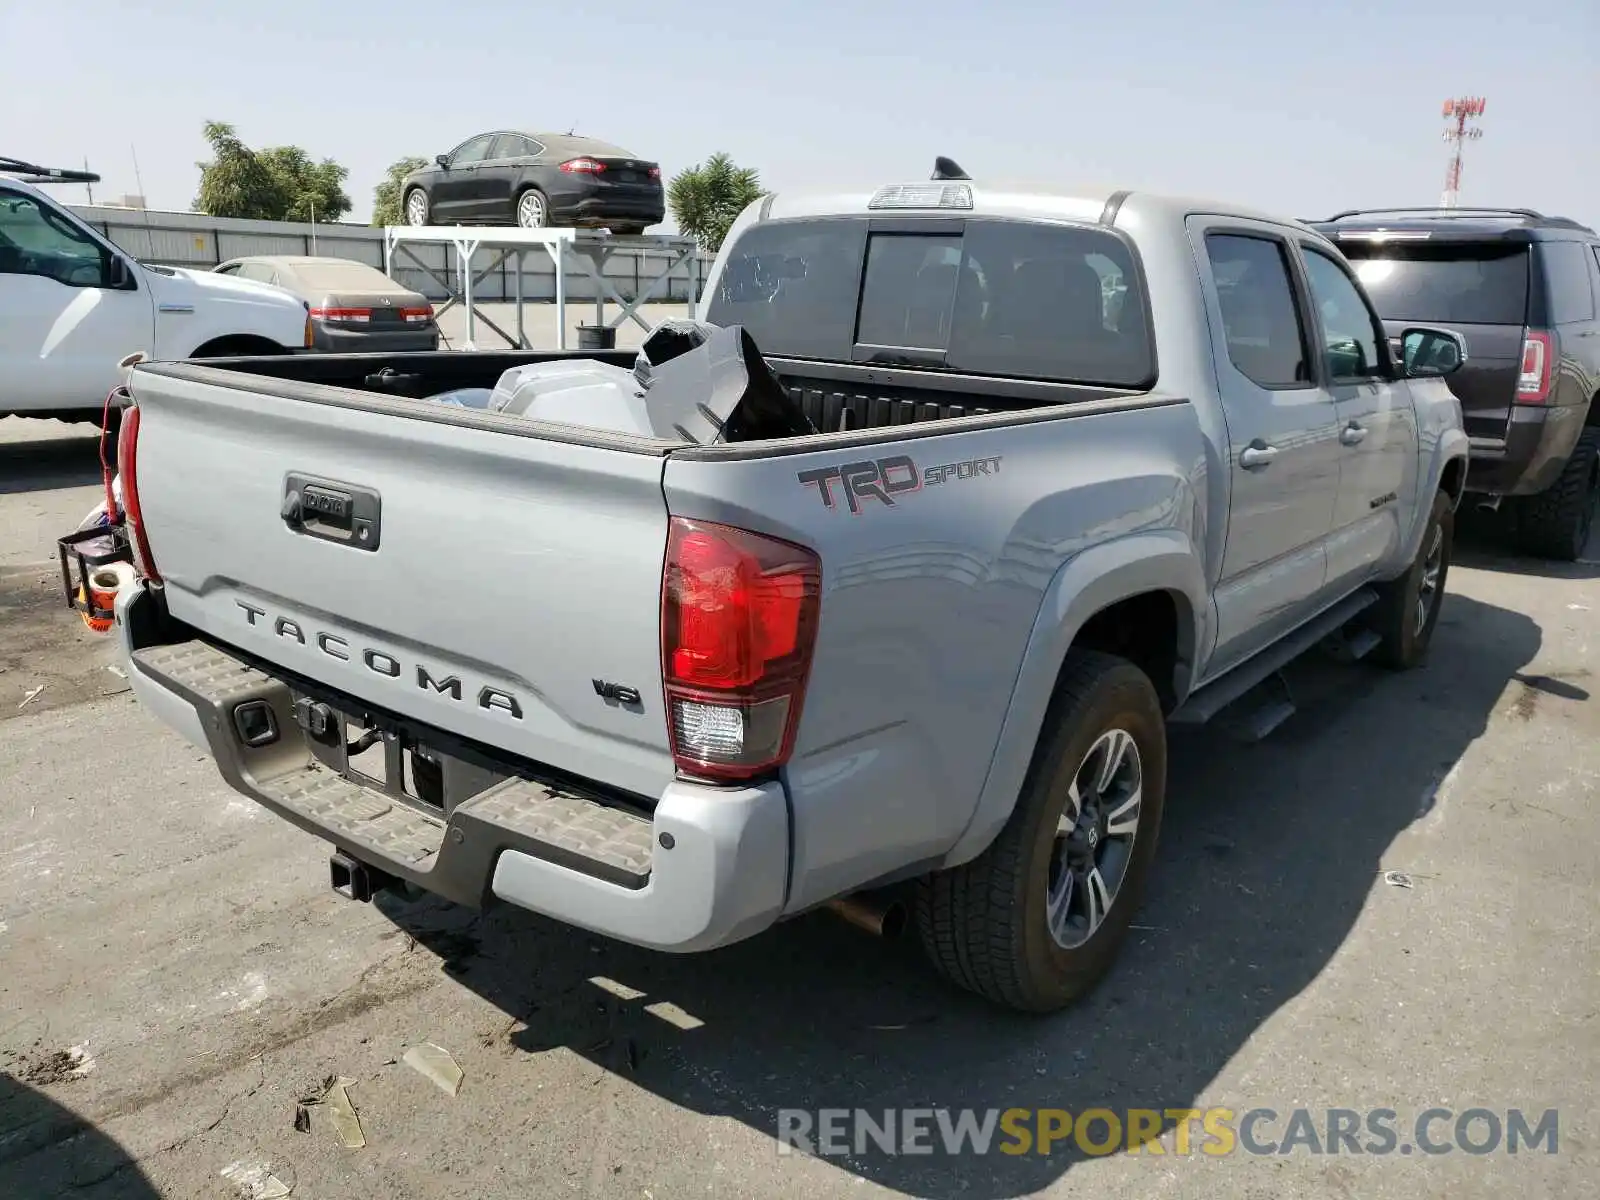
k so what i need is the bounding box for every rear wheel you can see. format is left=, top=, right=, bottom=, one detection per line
left=516, top=189, right=549, bottom=229
left=1515, top=427, right=1600, bottom=561
left=404, top=188, right=430, bottom=227
left=914, top=650, right=1166, bottom=1012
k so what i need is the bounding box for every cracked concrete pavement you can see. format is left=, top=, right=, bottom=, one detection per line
left=1, top=415, right=1595, bottom=1198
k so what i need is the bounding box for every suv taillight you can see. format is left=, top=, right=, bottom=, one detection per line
left=1516, top=329, right=1556, bottom=404
left=117, top=405, right=161, bottom=583
left=661, top=518, right=821, bottom=782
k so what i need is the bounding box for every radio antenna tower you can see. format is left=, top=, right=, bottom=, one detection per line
left=1439, top=96, right=1485, bottom=209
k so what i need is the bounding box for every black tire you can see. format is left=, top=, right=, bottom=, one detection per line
left=914, top=649, right=1167, bottom=1013
left=1367, top=489, right=1453, bottom=670
left=611, top=224, right=648, bottom=236
left=1515, top=427, right=1600, bottom=561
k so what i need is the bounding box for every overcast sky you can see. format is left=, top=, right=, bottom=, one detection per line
left=8, top=0, right=1596, bottom=229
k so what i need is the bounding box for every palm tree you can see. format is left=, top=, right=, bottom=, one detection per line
left=668, top=153, right=764, bottom=252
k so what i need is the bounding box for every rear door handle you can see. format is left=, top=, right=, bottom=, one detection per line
left=1240, top=442, right=1279, bottom=469
left=1340, top=422, right=1368, bottom=446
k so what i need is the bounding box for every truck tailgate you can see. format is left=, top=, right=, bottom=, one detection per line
left=129, top=369, right=676, bottom=799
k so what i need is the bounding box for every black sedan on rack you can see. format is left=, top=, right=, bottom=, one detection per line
left=401, top=131, right=665, bottom=234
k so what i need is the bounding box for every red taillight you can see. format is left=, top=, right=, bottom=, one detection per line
left=1516, top=330, right=1555, bottom=404
left=117, top=405, right=161, bottom=584
left=560, top=157, right=606, bottom=174
left=661, top=517, right=821, bottom=782
left=310, top=307, right=372, bottom=323
left=648, top=166, right=661, bottom=180
left=399, top=306, right=433, bottom=323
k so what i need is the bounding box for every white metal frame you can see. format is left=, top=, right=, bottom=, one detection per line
left=382, top=226, right=701, bottom=351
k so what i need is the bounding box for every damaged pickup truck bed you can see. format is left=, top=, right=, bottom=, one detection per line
left=106, top=178, right=1470, bottom=1012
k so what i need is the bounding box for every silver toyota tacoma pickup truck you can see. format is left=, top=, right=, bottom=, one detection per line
left=101, top=172, right=1470, bottom=1012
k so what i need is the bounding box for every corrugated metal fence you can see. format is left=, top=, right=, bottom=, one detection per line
left=67, top=206, right=713, bottom=303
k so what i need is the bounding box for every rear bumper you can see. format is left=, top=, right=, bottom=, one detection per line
left=1466, top=403, right=1587, bottom=497
left=118, top=589, right=788, bottom=952
left=554, top=195, right=664, bottom=227
left=310, top=324, right=440, bottom=354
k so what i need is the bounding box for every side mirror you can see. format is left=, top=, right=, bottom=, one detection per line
left=435, top=153, right=450, bottom=170
left=1401, top=327, right=1467, bottom=378
left=107, top=255, right=135, bottom=290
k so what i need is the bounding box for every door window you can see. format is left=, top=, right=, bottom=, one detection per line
left=1203, top=233, right=1311, bottom=388
left=237, top=262, right=276, bottom=284
left=490, top=134, right=539, bottom=160
left=1301, top=247, right=1386, bottom=382
left=449, top=135, right=494, bottom=167
left=0, top=190, right=111, bottom=288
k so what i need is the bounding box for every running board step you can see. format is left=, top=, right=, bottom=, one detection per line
left=1216, top=671, right=1298, bottom=741
left=1343, top=627, right=1383, bottom=661
left=1171, top=588, right=1379, bottom=726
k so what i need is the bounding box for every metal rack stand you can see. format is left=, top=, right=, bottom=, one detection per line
left=382, top=226, right=702, bottom=351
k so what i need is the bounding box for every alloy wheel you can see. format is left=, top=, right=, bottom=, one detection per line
left=1045, top=728, right=1142, bottom=950
left=1415, top=524, right=1445, bottom=637
left=517, top=191, right=548, bottom=228
left=405, top=191, right=428, bottom=227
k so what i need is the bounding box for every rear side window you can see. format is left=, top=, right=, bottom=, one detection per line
left=1203, top=233, right=1310, bottom=388
left=1541, top=242, right=1596, bottom=324
left=708, top=219, right=866, bottom=361
left=707, top=218, right=1154, bottom=387
left=1341, top=244, right=1529, bottom=326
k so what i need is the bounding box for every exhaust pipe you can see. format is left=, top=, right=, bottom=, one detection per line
left=1476, top=495, right=1503, bottom=514
left=825, top=891, right=908, bottom=939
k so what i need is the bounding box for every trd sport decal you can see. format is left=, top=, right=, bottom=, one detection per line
left=798, top=454, right=1003, bottom=513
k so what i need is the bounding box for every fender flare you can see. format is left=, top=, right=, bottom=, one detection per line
left=1402, top=428, right=1470, bottom=565
left=940, top=530, right=1208, bottom=868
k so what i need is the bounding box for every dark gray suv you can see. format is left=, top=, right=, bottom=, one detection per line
left=1314, top=208, right=1600, bottom=560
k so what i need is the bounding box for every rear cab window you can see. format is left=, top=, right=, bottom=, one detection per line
left=706, top=217, right=1155, bottom=388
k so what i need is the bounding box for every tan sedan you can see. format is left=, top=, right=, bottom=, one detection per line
left=213, top=256, right=439, bottom=352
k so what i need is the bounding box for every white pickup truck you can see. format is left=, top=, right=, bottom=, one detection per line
left=0, top=163, right=312, bottom=426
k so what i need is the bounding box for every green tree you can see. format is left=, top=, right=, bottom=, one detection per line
left=261, top=145, right=351, bottom=223
left=193, top=121, right=350, bottom=222
left=193, top=121, right=280, bottom=220
left=668, top=153, right=764, bottom=252
left=371, top=156, right=429, bottom=227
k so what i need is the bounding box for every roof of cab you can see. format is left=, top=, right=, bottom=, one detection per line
left=757, top=181, right=1307, bottom=232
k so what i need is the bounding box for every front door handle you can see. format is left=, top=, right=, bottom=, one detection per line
left=1340, top=422, right=1368, bottom=446
left=1240, top=442, right=1279, bottom=469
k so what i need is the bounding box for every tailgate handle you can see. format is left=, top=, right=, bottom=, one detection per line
left=283, top=474, right=382, bottom=552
